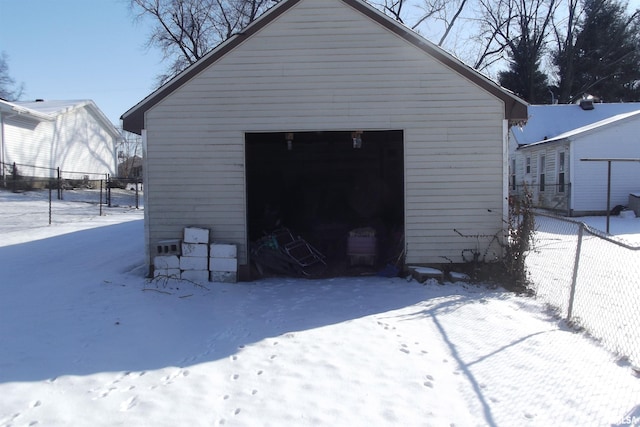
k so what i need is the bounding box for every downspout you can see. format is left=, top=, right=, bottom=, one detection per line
left=502, top=119, right=509, bottom=252
left=142, top=129, right=151, bottom=277
left=569, top=141, right=575, bottom=216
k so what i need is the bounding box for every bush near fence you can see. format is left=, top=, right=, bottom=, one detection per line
left=527, top=212, right=640, bottom=368
left=2, top=160, right=110, bottom=190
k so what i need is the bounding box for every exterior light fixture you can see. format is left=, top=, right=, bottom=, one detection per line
left=286, top=132, right=294, bottom=151
left=351, top=131, right=363, bottom=149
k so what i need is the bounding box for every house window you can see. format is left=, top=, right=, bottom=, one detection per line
left=511, top=159, right=516, bottom=191
left=558, top=151, right=565, bottom=193
left=526, top=156, right=531, bottom=174
left=539, top=154, right=546, bottom=192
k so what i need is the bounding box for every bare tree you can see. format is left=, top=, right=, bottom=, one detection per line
left=471, top=0, right=557, bottom=74
left=0, top=52, right=24, bottom=101
left=550, top=0, right=582, bottom=103
left=130, top=0, right=278, bottom=86
left=116, top=127, right=143, bottom=178
left=434, top=0, right=469, bottom=46
left=410, top=0, right=448, bottom=30
left=370, top=0, right=408, bottom=23
left=406, top=0, right=470, bottom=46
left=373, top=0, right=471, bottom=46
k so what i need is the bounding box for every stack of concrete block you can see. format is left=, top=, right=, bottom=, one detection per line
left=180, top=227, right=210, bottom=283
left=153, top=227, right=238, bottom=284
left=153, top=253, right=181, bottom=279
left=209, top=243, right=238, bottom=283
left=156, top=239, right=181, bottom=256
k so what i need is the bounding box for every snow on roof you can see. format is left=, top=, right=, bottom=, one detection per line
left=11, top=99, right=120, bottom=138
left=0, top=98, right=54, bottom=120
left=13, top=99, right=91, bottom=116
left=521, top=109, right=640, bottom=148
left=512, top=103, right=640, bottom=146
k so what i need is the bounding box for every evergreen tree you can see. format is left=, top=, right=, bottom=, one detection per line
left=554, top=0, right=640, bottom=102
left=499, top=38, right=551, bottom=104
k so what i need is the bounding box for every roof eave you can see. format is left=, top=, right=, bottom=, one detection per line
left=342, top=0, right=528, bottom=122
left=0, top=100, right=54, bottom=121
left=121, top=0, right=303, bottom=134
left=517, top=137, right=568, bottom=150
left=83, top=100, right=122, bottom=140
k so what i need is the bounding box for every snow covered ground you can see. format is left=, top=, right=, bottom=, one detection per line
left=528, top=213, right=640, bottom=367
left=1, top=190, right=639, bottom=427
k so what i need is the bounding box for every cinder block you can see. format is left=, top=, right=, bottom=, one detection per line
left=209, top=257, right=238, bottom=273
left=182, top=242, right=208, bottom=258
left=180, top=256, right=208, bottom=271
left=409, top=266, right=444, bottom=283
left=183, top=227, right=210, bottom=244
left=181, top=269, right=210, bottom=284
left=153, top=268, right=181, bottom=278
left=154, top=255, right=180, bottom=270
left=210, top=270, right=237, bottom=283
left=156, top=239, right=181, bottom=256
left=449, top=271, right=471, bottom=282
left=210, top=243, right=237, bottom=259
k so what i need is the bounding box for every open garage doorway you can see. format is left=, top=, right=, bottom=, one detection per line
left=246, top=130, right=405, bottom=278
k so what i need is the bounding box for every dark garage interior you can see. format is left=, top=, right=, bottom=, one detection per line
left=246, top=130, right=405, bottom=278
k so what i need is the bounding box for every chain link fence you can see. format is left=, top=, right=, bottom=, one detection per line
left=511, top=183, right=572, bottom=215
left=1, top=160, right=142, bottom=225
left=527, top=212, right=640, bottom=368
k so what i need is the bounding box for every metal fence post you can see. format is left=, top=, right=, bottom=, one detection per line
left=12, top=162, right=17, bottom=193
left=135, top=178, right=139, bottom=209
left=100, top=179, right=103, bottom=216
left=57, top=167, right=62, bottom=200
left=48, top=184, right=52, bottom=225
left=567, top=223, right=584, bottom=320
left=106, top=174, right=112, bottom=208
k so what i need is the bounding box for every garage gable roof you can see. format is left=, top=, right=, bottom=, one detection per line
left=122, top=0, right=528, bottom=134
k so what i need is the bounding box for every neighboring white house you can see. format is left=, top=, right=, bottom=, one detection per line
left=0, top=99, right=119, bottom=185
left=510, top=102, right=640, bottom=215
left=122, top=0, right=528, bottom=279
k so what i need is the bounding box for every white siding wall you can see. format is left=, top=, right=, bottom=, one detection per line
left=4, top=116, right=54, bottom=177
left=516, top=116, right=640, bottom=214
left=3, top=106, right=116, bottom=179
left=145, top=0, right=507, bottom=266
left=53, top=107, right=117, bottom=179
left=572, top=118, right=640, bottom=213
left=515, top=142, right=570, bottom=211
